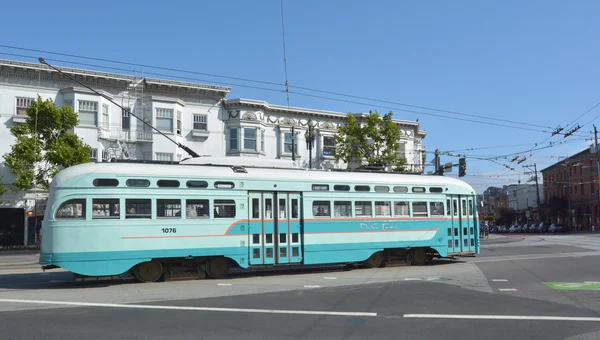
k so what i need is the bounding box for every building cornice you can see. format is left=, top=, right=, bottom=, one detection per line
left=223, top=98, right=423, bottom=129
left=144, top=78, right=230, bottom=97
left=540, top=147, right=592, bottom=173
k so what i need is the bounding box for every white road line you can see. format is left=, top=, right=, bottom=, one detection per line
left=217, top=283, right=232, bottom=286
left=304, top=285, right=320, bottom=288
left=492, top=279, right=508, bottom=282
left=403, top=313, right=600, bottom=322
left=404, top=278, right=421, bottom=281
left=498, top=289, right=517, bottom=291
left=323, top=277, right=337, bottom=280
left=0, top=298, right=377, bottom=317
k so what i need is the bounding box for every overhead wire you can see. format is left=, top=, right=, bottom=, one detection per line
left=0, top=44, right=581, bottom=135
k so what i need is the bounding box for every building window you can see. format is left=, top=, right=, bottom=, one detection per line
left=230, top=128, right=238, bottom=150
left=90, top=148, right=98, bottom=162
left=176, top=111, right=182, bottom=135
left=193, top=114, right=207, bottom=131
left=16, top=97, right=33, bottom=116
left=102, top=104, right=109, bottom=129
left=261, top=129, right=265, bottom=153
left=244, top=128, right=257, bottom=151
left=155, top=153, right=173, bottom=161
left=323, top=136, right=335, bottom=156
left=122, top=109, right=130, bottom=130
left=592, top=178, right=595, bottom=194
left=156, top=108, right=174, bottom=133
left=78, top=100, right=98, bottom=126
left=284, top=132, right=295, bottom=153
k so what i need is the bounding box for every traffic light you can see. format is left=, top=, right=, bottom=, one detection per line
left=458, top=157, right=466, bottom=177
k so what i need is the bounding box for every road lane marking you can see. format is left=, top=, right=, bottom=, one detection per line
left=323, top=277, right=337, bottom=280
left=217, top=283, right=232, bottom=286
left=0, top=298, right=377, bottom=317
left=304, top=285, right=320, bottom=288
left=498, top=289, right=517, bottom=291
left=403, top=313, right=600, bottom=322
left=492, top=279, right=508, bottom=282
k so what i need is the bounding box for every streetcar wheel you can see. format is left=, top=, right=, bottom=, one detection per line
left=206, top=257, right=230, bottom=279
left=135, top=260, right=163, bottom=283
left=410, top=248, right=428, bottom=266
left=365, top=252, right=383, bottom=268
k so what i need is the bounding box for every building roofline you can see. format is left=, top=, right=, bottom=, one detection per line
left=540, top=147, right=592, bottom=173
left=0, top=58, right=230, bottom=95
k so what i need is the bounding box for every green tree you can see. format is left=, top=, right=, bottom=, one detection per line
left=332, top=111, right=406, bottom=170
left=485, top=214, right=496, bottom=223
left=3, top=96, right=91, bottom=190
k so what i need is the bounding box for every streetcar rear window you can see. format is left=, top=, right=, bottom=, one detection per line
left=93, top=179, right=119, bottom=187
left=55, top=199, right=86, bottom=220
left=214, top=199, right=236, bottom=218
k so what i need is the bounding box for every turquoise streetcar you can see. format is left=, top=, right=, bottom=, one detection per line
left=39, top=157, right=480, bottom=282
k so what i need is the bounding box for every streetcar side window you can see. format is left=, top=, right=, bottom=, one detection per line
left=430, top=202, right=445, bottom=216
left=157, top=199, right=181, bottom=218
left=355, top=201, right=372, bottom=217
left=393, top=186, right=408, bottom=193
left=187, top=199, right=209, bottom=218
left=55, top=199, right=86, bottom=220
left=214, top=199, right=236, bottom=218
left=125, top=199, right=151, bottom=219
left=92, top=199, right=120, bottom=219
left=333, top=201, right=352, bottom=217
left=355, top=185, right=370, bottom=192
left=412, top=202, right=428, bottom=217
left=375, top=201, right=392, bottom=216
left=312, top=201, right=331, bottom=217
left=394, top=201, right=410, bottom=216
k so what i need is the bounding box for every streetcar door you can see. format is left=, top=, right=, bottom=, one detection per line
left=448, top=197, right=461, bottom=253
left=248, top=192, right=276, bottom=266
left=464, top=197, right=475, bottom=252
left=276, top=192, right=303, bottom=264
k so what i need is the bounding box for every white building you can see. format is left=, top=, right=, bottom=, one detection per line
left=0, top=58, right=427, bottom=246
left=506, top=184, right=544, bottom=211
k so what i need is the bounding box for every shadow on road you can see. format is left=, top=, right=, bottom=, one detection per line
left=0, top=258, right=464, bottom=290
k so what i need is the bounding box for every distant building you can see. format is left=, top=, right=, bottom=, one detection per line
left=0, top=58, right=427, bottom=246
left=541, top=147, right=598, bottom=229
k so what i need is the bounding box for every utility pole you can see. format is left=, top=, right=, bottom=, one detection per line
left=595, top=125, right=599, bottom=226
left=291, top=125, right=295, bottom=162
left=523, top=163, right=541, bottom=208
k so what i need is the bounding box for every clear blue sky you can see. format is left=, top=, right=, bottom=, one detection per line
left=1, top=0, right=598, bottom=193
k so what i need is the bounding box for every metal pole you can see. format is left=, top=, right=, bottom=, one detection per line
left=595, top=124, right=600, bottom=226
left=533, top=163, right=541, bottom=207
left=291, top=125, right=295, bottom=161
left=434, top=149, right=441, bottom=175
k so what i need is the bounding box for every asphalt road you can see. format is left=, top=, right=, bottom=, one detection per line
left=0, top=233, right=600, bottom=339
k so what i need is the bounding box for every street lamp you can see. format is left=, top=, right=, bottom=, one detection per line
left=304, top=118, right=317, bottom=169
